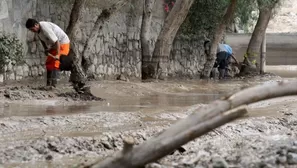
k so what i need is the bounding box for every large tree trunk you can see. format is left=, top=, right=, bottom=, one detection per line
left=84, top=80, right=297, bottom=168
left=141, top=0, right=156, bottom=80
left=240, top=0, right=278, bottom=75
left=81, top=0, right=128, bottom=77
left=66, top=0, right=87, bottom=91
left=201, top=0, right=237, bottom=78
left=145, top=0, right=194, bottom=80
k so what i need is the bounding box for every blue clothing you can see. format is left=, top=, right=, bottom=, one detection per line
left=224, top=44, right=232, bottom=55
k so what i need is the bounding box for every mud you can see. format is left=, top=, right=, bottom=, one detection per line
left=0, top=82, right=103, bottom=105
left=0, top=72, right=297, bottom=168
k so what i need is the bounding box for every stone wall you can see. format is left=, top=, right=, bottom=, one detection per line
left=0, top=0, right=206, bottom=82
left=169, top=36, right=206, bottom=78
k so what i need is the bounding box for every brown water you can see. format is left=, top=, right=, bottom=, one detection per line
left=1, top=65, right=296, bottom=118
left=0, top=92, right=221, bottom=117
left=266, top=65, right=297, bottom=78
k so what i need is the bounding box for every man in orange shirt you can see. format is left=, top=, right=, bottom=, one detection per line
left=25, top=18, right=70, bottom=87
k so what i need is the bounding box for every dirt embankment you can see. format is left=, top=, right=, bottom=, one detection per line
left=0, top=74, right=297, bottom=168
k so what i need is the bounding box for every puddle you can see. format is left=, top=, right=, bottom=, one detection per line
left=0, top=92, right=221, bottom=117
left=0, top=103, right=92, bottom=117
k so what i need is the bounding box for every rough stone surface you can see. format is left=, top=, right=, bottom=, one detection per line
left=0, top=0, right=207, bottom=82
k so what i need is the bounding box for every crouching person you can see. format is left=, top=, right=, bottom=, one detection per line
left=25, top=18, right=70, bottom=87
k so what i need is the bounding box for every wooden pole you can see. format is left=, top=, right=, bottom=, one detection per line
left=260, top=33, right=266, bottom=74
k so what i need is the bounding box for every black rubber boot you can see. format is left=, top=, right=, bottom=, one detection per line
left=51, top=79, right=57, bottom=88
left=46, top=70, right=52, bottom=86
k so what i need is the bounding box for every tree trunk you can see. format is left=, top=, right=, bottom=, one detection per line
left=260, top=33, right=266, bottom=74
left=82, top=0, right=128, bottom=76
left=240, top=0, right=278, bottom=75
left=201, top=0, right=237, bottom=78
left=85, top=79, right=297, bottom=168
left=146, top=0, right=194, bottom=80
left=66, top=0, right=86, bottom=37
left=66, top=0, right=87, bottom=91
left=141, top=0, right=156, bottom=80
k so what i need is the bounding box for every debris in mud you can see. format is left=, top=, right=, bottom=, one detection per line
left=57, top=87, right=104, bottom=101
left=236, top=72, right=280, bottom=80
left=0, top=85, right=104, bottom=102
left=1, top=86, right=54, bottom=100
left=45, top=154, right=53, bottom=161
left=116, top=74, right=129, bottom=82
left=211, top=156, right=229, bottom=168
left=0, top=132, right=149, bottom=163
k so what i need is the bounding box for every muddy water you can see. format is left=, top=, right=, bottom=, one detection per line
left=1, top=65, right=296, bottom=118
left=1, top=66, right=297, bottom=168
left=0, top=92, right=221, bottom=117
left=266, top=65, right=297, bottom=78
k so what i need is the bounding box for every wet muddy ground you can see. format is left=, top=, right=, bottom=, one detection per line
left=0, top=68, right=297, bottom=168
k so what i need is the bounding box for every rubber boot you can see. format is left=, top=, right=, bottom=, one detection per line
left=46, top=79, right=52, bottom=86
left=46, top=70, right=52, bottom=86
left=51, top=79, right=57, bottom=88
left=219, top=69, right=226, bottom=80
left=51, top=70, right=59, bottom=88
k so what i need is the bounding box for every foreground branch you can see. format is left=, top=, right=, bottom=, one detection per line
left=87, top=80, right=297, bottom=168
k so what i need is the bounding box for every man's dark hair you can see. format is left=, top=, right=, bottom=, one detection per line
left=25, top=18, right=38, bottom=29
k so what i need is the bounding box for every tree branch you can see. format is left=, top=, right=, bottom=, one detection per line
left=84, top=80, right=297, bottom=168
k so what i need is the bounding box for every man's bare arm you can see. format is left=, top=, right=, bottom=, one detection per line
left=49, top=41, right=60, bottom=60
left=53, top=41, right=60, bottom=56
left=40, top=40, right=50, bottom=56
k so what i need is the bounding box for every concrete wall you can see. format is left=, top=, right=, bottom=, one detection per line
left=0, top=0, right=207, bottom=82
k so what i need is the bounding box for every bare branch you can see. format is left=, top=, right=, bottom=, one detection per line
left=86, top=80, right=297, bottom=168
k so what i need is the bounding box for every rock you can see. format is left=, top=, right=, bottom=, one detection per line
left=116, top=74, right=129, bottom=82
left=45, top=154, right=53, bottom=160
left=277, top=149, right=287, bottom=156
left=257, top=162, right=274, bottom=168
left=276, top=156, right=287, bottom=164
left=101, top=141, right=113, bottom=150
left=212, top=157, right=229, bottom=168
left=287, top=152, right=297, bottom=165
left=288, top=147, right=297, bottom=154
left=147, top=163, right=162, bottom=168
